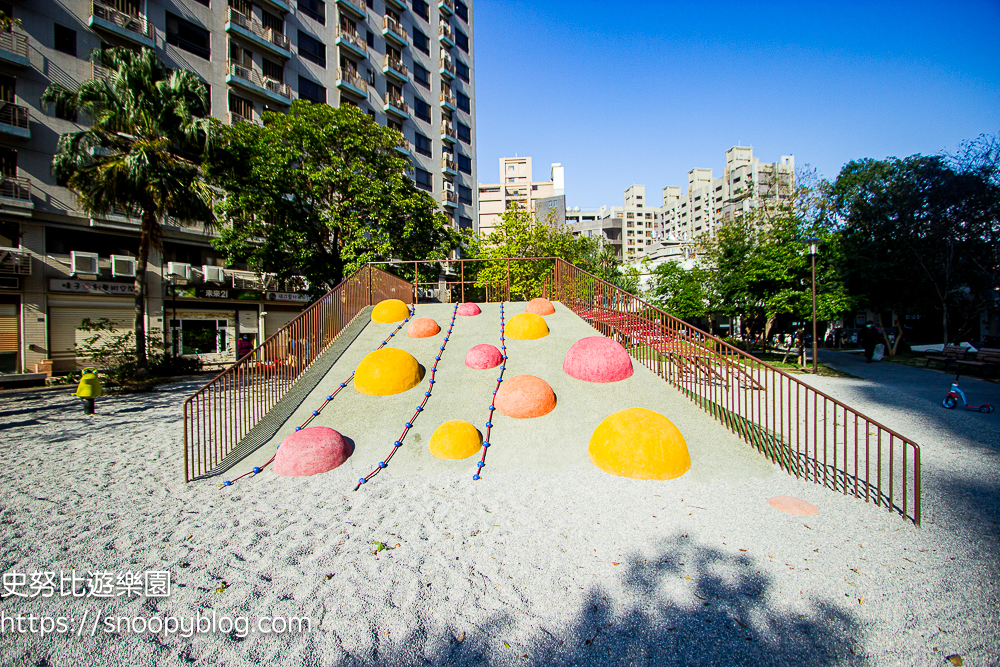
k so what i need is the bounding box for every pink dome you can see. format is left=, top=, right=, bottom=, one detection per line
left=465, top=344, right=503, bottom=369
left=563, top=336, right=634, bottom=383
left=525, top=298, right=555, bottom=316
left=457, top=303, right=481, bottom=316
left=407, top=317, right=441, bottom=338
left=274, top=427, right=353, bottom=476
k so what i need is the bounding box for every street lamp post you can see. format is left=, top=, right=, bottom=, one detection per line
left=806, top=237, right=820, bottom=374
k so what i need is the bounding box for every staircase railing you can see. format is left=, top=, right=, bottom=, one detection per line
left=181, top=264, right=412, bottom=481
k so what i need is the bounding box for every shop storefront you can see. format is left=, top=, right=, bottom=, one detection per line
left=48, top=279, right=136, bottom=372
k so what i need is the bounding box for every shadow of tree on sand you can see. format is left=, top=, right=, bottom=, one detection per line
left=342, top=535, right=864, bottom=667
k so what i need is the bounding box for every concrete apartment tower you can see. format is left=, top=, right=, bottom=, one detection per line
left=0, top=0, right=476, bottom=375
left=477, top=156, right=565, bottom=236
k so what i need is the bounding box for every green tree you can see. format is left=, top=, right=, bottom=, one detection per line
left=465, top=206, right=600, bottom=299
left=647, top=262, right=711, bottom=321
left=207, top=101, right=457, bottom=292
left=830, top=154, right=1000, bottom=344
left=41, top=47, right=215, bottom=374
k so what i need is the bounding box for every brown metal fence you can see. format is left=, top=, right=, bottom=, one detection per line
left=181, top=264, right=412, bottom=481
left=181, top=257, right=920, bottom=525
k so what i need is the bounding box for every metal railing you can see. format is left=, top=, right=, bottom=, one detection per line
left=440, top=90, right=456, bottom=107
left=384, top=93, right=408, bottom=114
left=441, top=120, right=456, bottom=141
left=441, top=190, right=457, bottom=204
left=442, top=154, right=456, bottom=171
left=227, top=8, right=290, bottom=51
left=180, top=257, right=921, bottom=525
left=227, top=111, right=260, bottom=125
left=337, top=68, right=368, bottom=93
left=182, top=264, right=412, bottom=481
left=382, top=15, right=408, bottom=42
left=337, top=26, right=366, bottom=53
left=438, top=22, right=453, bottom=43
left=228, top=62, right=293, bottom=100
left=383, top=54, right=408, bottom=78
left=439, top=56, right=455, bottom=76
left=0, top=247, right=31, bottom=275
left=0, top=102, right=28, bottom=129
left=0, top=31, right=29, bottom=59
left=91, top=0, right=153, bottom=41
left=0, top=176, right=31, bottom=202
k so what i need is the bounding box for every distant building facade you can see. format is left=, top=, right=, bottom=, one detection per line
left=566, top=185, right=662, bottom=260
left=478, top=157, right=564, bottom=236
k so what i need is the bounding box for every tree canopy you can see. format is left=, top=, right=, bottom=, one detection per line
left=206, top=101, right=458, bottom=292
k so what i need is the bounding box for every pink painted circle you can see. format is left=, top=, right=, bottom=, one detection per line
left=495, top=375, right=556, bottom=419
left=274, top=426, right=352, bottom=477
left=563, top=336, right=634, bottom=383
left=407, top=317, right=441, bottom=338
left=457, top=303, right=482, bottom=316
left=767, top=496, right=819, bottom=516
left=465, top=344, right=503, bottom=370
left=525, top=298, right=555, bottom=316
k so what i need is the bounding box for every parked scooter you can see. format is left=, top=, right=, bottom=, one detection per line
left=942, top=375, right=995, bottom=413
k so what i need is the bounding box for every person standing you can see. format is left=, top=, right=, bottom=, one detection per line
left=859, top=321, right=880, bottom=363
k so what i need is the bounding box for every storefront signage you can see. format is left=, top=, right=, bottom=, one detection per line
left=266, top=291, right=312, bottom=303
left=172, top=287, right=261, bottom=301
left=50, top=279, right=135, bottom=295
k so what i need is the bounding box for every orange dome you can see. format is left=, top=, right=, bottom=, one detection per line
left=494, top=374, right=556, bottom=418
left=407, top=317, right=440, bottom=338
left=525, top=298, right=555, bottom=316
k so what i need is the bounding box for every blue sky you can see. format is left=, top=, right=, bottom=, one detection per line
left=472, top=0, right=1000, bottom=208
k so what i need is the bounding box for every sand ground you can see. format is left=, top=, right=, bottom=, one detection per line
left=0, top=303, right=997, bottom=666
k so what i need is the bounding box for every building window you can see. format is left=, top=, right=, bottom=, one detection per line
left=456, top=121, right=470, bottom=144
left=414, top=132, right=431, bottom=157
left=455, top=90, right=469, bottom=113
left=414, top=167, right=432, bottom=191
left=414, top=97, right=430, bottom=122
left=412, top=28, right=429, bottom=54
left=54, top=24, right=76, bottom=56
left=366, top=0, right=373, bottom=6
left=298, top=0, right=325, bottom=24
left=458, top=184, right=472, bottom=205
left=458, top=215, right=472, bottom=230
left=457, top=152, right=471, bottom=174
left=171, top=319, right=229, bottom=355
left=366, top=29, right=375, bottom=48
left=413, top=63, right=430, bottom=88
left=298, top=75, right=325, bottom=103
left=262, top=58, right=283, bottom=82
left=455, top=58, right=469, bottom=82
left=454, top=0, right=468, bottom=21
left=262, top=10, right=284, bottom=34
left=298, top=31, right=326, bottom=67
left=412, top=0, right=428, bottom=21
left=166, top=13, right=211, bottom=60
left=454, top=28, right=468, bottom=52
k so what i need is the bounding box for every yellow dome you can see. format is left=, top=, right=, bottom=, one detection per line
left=589, top=408, right=690, bottom=480
left=372, top=299, right=411, bottom=323
left=429, top=420, right=483, bottom=460
left=505, top=312, right=549, bottom=340
left=354, top=348, right=424, bottom=396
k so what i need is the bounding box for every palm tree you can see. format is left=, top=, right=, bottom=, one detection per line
left=42, top=47, right=215, bottom=375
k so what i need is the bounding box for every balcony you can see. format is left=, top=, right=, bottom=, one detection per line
left=386, top=0, right=406, bottom=9
left=383, top=93, right=409, bottom=118
left=0, top=102, right=29, bottom=140
left=0, top=31, right=29, bottom=68
left=440, top=190, right=457, bottom=208
left=439, top=56, right=455, bottom=79
left=335, top=68, right=368, bottom=98
left=438, top=22, right=454, bottom=48
left=0, top=177, right=33, bottom=215
left=228, top=112, right=261, bottom=126
left=226, top=62, right=293, bottom=105
left=395, top=136, right=411, bottom=155
left=441, top=154, right=457, bottom=176
left=225, top=8, right=291, bottom=59
left=89, top=0, right=155, bottom=48
left=382, top=54, right=408, bottom=82
left=335, top=27, right=367, bottom=59
left=382, top=15, right=407, bottom=47
left=0, top=247, right=31, bottom=275
left=440, top=121, right=456, bottom=143
left=438, top=0, right=454, bottom=16
left=335, top=0, right=367, bottom=20
left=439, top=90, right=456, bottom=111
left=257, top=0, right=291, bottom=14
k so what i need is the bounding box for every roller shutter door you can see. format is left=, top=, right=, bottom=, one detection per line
left=264, top=310, right=299, bottom=339
left=0, top=303, right=18, bottom=373
left=49, top=307, right=133, bottom=371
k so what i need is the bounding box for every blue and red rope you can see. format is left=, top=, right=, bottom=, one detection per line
left=472, top=302, right=506, bottom=481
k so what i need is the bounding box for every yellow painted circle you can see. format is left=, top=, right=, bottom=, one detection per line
left=372, top=299, right=411, bottom=323
left=505, top=312, right=549, bottom=340
left=354, top=348, right=424, bottom=396
left=588, top=407, right=690, bottom=480
left=429, top=420, right=483, bottom=460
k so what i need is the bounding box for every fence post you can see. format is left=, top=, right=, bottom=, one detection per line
left=461, top=260, right=465, bottom=304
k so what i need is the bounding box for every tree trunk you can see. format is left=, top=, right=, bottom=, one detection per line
left=763, top=315, right=776, bottom=352
left=330, top=227, right=344, bottom=286
left=134, top=210, right=153, bottom=376
left=876, top=312, right=893, bottom=355
left=942, top=303, right=949, bottom=346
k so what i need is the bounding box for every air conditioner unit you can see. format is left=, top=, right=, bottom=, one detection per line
left=110, top=254, right=136, bottom=278
left=203, top=265, right=225, bottom=283
left=167, top=262, right=193, bottom=280
left=443, top=181, right=455, bottom=192
left=70, top=251, right=99, bottom=276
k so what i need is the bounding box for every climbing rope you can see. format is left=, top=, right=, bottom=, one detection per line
left=473, top=302, right=506, bottom=481
left=354, top=302, right=460, bottom=491
left=220, top=305, right=415, bottom=489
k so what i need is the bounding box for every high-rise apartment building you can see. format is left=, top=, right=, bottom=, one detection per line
left=661, top=146, right=794, bottom=239
left=565, top=185, right=662, bottom=260
left=478, top=157, right=563, bottom=237
left=0, top=0, right=476, bottom=375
